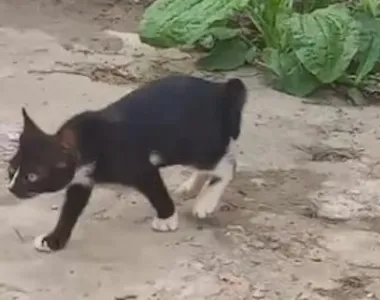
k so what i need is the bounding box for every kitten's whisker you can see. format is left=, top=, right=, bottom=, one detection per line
left=7, top=167, right=20, bottom=189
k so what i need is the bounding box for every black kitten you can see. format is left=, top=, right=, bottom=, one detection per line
left=7, top=74, right=247, bottom=252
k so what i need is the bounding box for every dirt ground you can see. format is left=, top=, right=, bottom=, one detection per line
left=1, top=0, right=380, bottom=299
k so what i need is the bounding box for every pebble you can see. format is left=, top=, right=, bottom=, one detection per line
left=251, top=289, right=265, bottom=299
left=367, top=293, right=375, bottom=298
left=269, top=242, right=280, bottom=250
left=309, top=249, right=324, bottom=262
left=51, top=205, right=59, bottom=210
left=250, top=177, right=266, bottom=186
left=313, top=196, right=353, bottom=221
left=251, top=240, right=265, bottom=249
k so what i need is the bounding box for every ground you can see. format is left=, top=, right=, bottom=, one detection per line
left=1, top=1, right=380, bottom=299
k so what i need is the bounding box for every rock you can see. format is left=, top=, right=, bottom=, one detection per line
left=308, top=248, right=324, bottom=262
left=269, top=242, right=280, bottom=250
left=251, top=289, right=265, bottom=299
left=51, top=205, right=59, bottom=210
left=310, top=194, right=360, bottom=221
left=250, top=177, right=266, bottom=186
left=367, top=292, right=375, bottom=298
left=251, top=240, right=265, bottom=249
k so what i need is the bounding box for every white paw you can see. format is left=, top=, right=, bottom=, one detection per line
left=34, top=235, right=52, bottom=253
left=193, top=194, right=220, bottom=219
left=151, top=211, right=179, bottom=232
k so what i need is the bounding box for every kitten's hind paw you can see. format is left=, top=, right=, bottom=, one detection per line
left=34, top=235, right=53, bottom=253
left=151, top=211, right=178, bottom=232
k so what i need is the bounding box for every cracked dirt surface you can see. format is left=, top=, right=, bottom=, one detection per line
left=1, top=1, right=380, bottom=299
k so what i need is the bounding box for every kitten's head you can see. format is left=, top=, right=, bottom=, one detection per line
left=7, top=108, right=78, bottom=199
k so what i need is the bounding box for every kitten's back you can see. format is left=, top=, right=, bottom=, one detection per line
left=95, top=74, right=247, bottom=169
left=102, top=75, right=246, bottom=138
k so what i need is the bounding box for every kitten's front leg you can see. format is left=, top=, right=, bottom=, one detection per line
left=34, top=184, right=93, bottom=252
left=134, top=169, right=178, bottom=232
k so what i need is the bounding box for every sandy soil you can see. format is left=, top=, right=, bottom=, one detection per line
left=1, top=0, right=380, bottom=299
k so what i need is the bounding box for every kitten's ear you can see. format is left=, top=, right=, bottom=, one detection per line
left=57, top=129, right=76, bottom=150
left=21, top=107, right=43, bottom=134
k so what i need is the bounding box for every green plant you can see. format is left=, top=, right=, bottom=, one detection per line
left=263, top=4, right=361, bottom=96
left=139, top=0, right=380, bottom=102
left=351, top=11, right=380, bottom=85
left=359, top=0, right=380, bottom=17
left=247, top=0, right=293, bottom=49
left=138, top=0, right=250, bottom=48
left=196, top=37, right=254, bottom=71
left=293, top=0, right=341, bottom=13
left=197, top=0, right=294, bottom=71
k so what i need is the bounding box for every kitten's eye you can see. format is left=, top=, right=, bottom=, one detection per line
left=26, top=173, right=39, bottom=183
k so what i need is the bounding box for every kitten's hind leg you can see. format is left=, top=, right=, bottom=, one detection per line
left=134, top=169, right=178, bottom=232
left=174, top=171, right=210, bottom=200
left=192, top=142, right=237, bottom=219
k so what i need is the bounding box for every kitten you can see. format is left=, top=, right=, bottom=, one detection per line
left=7, top=74, right=247, bottom=252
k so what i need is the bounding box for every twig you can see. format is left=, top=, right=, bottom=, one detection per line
left=114, top=295, right=138, bottom=300
left=28, top=69, right=89, bottom=78
left=12, top=227, right=25, bottom=243
left=0, top=283, right=26, bottom=293
left=91, top=208, right=108, bottom=217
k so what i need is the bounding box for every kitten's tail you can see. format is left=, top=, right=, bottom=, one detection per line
left=222, top=78, right=247, bottom=140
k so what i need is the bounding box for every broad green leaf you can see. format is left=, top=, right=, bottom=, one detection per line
left=354, top=12, right=380, bottom=84
left=360, top=0, right=380, bottom=17
left=263, top=48, right=322, bottom=97
left=355, top=33, right=380, bottom=84
left=197, top=37, right=250, bottom=71
left=198, top=27, right=242, bottom=49
left=286, top=4, right=360, bottom=83
left=139, top=0, right=250, bottom=48
left=207, top=27, right=242, bottom=40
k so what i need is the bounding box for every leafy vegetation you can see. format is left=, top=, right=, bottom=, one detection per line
left=139, top=0, right=380, bottom=102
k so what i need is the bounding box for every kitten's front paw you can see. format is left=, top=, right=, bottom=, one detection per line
left=34, top=233, right=69, bottom=252
left=151, top=211, right=178, bottom=232
left=192, top=193, right=220, bottom=219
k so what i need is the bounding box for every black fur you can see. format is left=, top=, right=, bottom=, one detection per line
left=63, top=75, right=246, bottom=173
left=7, top=74, right=247, bottom=251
